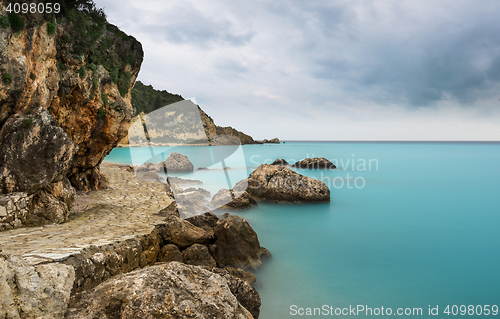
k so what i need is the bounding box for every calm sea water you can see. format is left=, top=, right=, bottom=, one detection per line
left=105, top=142, right=500, bottom=318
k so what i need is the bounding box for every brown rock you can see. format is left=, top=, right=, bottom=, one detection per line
left=66, top=262, right=253, bottom=319
left=270, top=158, right=289, bottom=166
left=211, top=214, right=268, bottom=270
left=210, top=188, right=257, bottom=210
left=182, top=243, right=217, bottom=268
left=161, top=215, right=212, bottom=249
left=293, top=157, right=337, bottom=169
left=158, top=244, right=182, bottom=262
left=237, top=164, right=330, bottom=203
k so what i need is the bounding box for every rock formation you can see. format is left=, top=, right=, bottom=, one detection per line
left=164, top=152, right=194, bottom=172
left=271, top=158, right=290, bottom=166
left=262, top=138, right=279, bottom=143
left=0, top=254, right=75, bottom=318
left=210, top=188, right=258, bottom=210
left=211, top=214, right=270, bottom=270
left=66, top=262, right=254, bottom=319
left=237, top=164, right=330, bottom=202
left=293, top=157, right=337, bottom=169
left=0, top=3, right=143, bottom=228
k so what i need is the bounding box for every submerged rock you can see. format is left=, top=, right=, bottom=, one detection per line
left=66, top=262, right=253, bottom=319
left=237, top=164, right=330, bottom=202
left=292, top=157, right=337, bottom=169
left=164, top=152, right=194, bottom=173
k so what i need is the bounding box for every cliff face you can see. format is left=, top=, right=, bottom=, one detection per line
left=0, top=5, right=143, bottom=229
left=120, top=81, right=261, bottom=145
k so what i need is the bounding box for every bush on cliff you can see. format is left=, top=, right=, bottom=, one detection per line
left=47, top=22, right=56, bottom=35
left=0, top=15, right=9, bottom=29
left=2, top=73, right=12, bottom=85
left=8, top=13, right=24, bottom=33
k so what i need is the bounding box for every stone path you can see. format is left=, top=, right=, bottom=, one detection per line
left=0, top=164, right=172, bottom=265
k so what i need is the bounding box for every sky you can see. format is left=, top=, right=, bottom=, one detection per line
left=94, top=0, right=500, bottom=141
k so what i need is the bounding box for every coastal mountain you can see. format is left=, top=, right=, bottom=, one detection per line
left=119, top=81, right=261, bottom=145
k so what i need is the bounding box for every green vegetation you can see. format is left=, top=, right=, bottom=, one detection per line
left=2, top=73, right=12, bottom=85
left=47, top=22, right=56, bottom=35
left=88, top=63, right=96, bottom=73
left=8, top=13, right=24, bottom=33
left=21, top=119, right=33, bottom=129
left=78, top=66, right=86, bottom=78
left=0, top=15, right=9, bottom=29
left=101, top=92, right=108, bottom=105
left=117, top=71, right=131, bottom=97
left=30, top=72, right=36, bottom=80
left=131, top=81, right=184, bottom=115
left=58, top=62, right=67, bottom=72
left=97, top=107, right=106, bottom=119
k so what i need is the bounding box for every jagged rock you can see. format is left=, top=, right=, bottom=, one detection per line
left=210, top=267, right=261, bottom=319
left=262, top=139, right=268, bottom=143
left=156, top=201, right=180, bottom=218
left=293, top=157, right=337, bottom=169
left=182, top=243, right=217, bottom=268
left=164, top=152, right=194, bottom=172
left=271, top=158, right=289, bottom=166
left=222, top=266, right=257, bottom=284
left=158, top=244, right=182, bottom=262
left=0, top=254, right=75, bottom=319
left=236, top=164, right=330, bottom=203
left=66, top=262, right=253, bottom=319
left=161, top=215, right=212, bottom=249
left=211, top=214, right=269, bottom=270
left=268, top=138, right=280, bottom=143
left=186, top=211, right=219, bottom=236
left=210, top=188, right=257, bottom=210
left=0, top=108, right=78, bottom=194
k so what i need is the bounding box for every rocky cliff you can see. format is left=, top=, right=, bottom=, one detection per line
left=120, top=81, right=261, bottom=145
left=0, top=3, right=143, bottom=229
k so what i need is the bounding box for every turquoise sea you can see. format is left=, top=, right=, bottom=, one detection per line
left=105, top=142, right=500, bottom=318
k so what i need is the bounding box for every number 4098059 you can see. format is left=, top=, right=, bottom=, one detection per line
left=6, top=3, right=60, bottom=14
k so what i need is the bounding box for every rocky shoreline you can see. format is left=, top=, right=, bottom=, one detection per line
left=0, top=164, right=267, bottom=318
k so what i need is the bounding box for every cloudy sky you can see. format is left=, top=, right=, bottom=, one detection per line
left=94, top=0, right=500, bottom=141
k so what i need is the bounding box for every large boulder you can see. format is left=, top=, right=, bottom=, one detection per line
left=270, top=158, right=289, bottom=166
left=0, top=255, right=75, bottom=319
left=164, top=152, right=194, bottom=173
left=211, top=214, right=269, bottom=270
left=160, top=214, right=212, bottom=249
left=172, top=187, right=212, bottom=218
left=210, top=188, right=257, bottom=210
left=237, top=164, right=330, bottom=202
left=0, top=108, right=78, bottom=194
left=293, top=157, right=337, bottom=169
left=66, top=262, right=254, bottom=319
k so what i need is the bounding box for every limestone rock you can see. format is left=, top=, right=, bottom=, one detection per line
left=268, top=137, right=280, bottom=143
left=66, top=262, right=253, bottom=319
left=186, top=211, right=220, bottom=236
left=293, top=157, right=337, bottom=169
left=182, top=243, right=217, bottom=268
left=211, top=214, right=268, bottom=270
left=158, top=244, right=182, bottom=262
left=0, top=108, right=78, bottom=194
left=237, top=164, right=330, bottom=203
left=172, top=187, right=211, bottom=218
left=0, top=254, right=75, bottom=319
left=210, top=188, right=257, bottom=210
left=164, top=152, right=194, bottom=172
left=167, top=176, right=203, bottom=185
